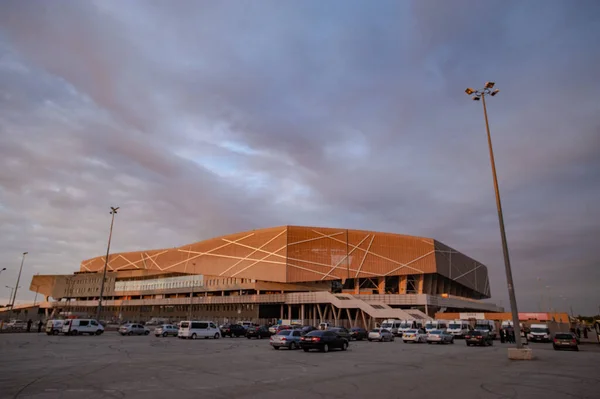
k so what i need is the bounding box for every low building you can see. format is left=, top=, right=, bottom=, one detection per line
left=24, top=226, right=503, bottom=328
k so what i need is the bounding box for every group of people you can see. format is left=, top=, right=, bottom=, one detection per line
left=499, top=328, right=526, bottom=344
left=25, top=319, right=44, bottom=333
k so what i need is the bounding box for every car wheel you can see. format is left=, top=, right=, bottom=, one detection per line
left=144, top=331, right=150, bottom=335
left=553, top=345, right=558, bottom=350
left=466, top=343, right=471, bottom=346
left=127, top=331, right=133, bottom=336
left=247, top=336, right=251, bottom=339
left=303, top=348, right=309, bottom=352
left=162, top=332, right=168, bottom=337
left=53, top=330, right=59, bottom=336
left=95, top=330, right=102, bottom=336
left=71, top=330, right=78, bottom=336
left=191, top=333, right=197, bottom=340
left=322, top=344, right=329, bottom=353
left=403, top=340, right=408, bottom=343
left=451, top=339, right=454, bottom=344
left=574, top=347, right=579, bottom=352
left=214, top=333, right=220, bottom=339
left=342, top=342, right=348, bottom=351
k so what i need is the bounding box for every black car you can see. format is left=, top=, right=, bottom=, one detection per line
left=300, top=330, right=349, bottom=352
left=349, top=327, right=367, bottom=341
left=246, top=325, right=271, bottom=339
left=465, top=331, right=493, bottom=347
left=222, top=324, right=246, bottom=338
left=300, top=325, right=317, bottom=335
left=327, top=326, right=351, bottom=340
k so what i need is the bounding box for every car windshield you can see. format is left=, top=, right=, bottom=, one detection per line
left=306, top=330, right=324, bottom=337
left=180, top=322, right=189, bottom=328
left=449, top=324, right=461, bottom=329
left=425, top=323, right=433, bottom=329
left=406, top=330, right=417, bottom=334
left=555, top=333, right=574, bottom=339
left=531, top=328, right=549, bottom=333
left=381, top=323, right=392, bottom=328
left=430, top=330, right=442, bottom=334
left=400, top=323, right=411, bottom=328
left=371, top=329, right=380, bottom=332
left=351, top=328, right=362, bottom=331
left=278, top=330, right=291, bottom=336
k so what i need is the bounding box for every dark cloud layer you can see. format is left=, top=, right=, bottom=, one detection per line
left=1, top=0, right=599, bottom=314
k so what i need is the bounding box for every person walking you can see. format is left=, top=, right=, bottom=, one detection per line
left=26, top=319, right=32, bottom=332
left=37, top=320, right=43, bottom=333
left=499, top=329, right=505, bottom=343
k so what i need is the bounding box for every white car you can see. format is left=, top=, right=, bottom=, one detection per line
left=155, top=324, right=179, bottom=337
left=402, top=329, right=427, bottom=343
left=368, top=328, right=395, bottom=342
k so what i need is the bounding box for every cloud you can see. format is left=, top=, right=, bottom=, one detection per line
left=0, top=0, right=599, bottom=314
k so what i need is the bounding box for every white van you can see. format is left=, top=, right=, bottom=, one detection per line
left=380, top=319, right=403, bottom=336
left=62, top=319, right=104, bottom=336
left=447, top=319, right=471, bottom=337
left=424, top=319, right=449, bottom=333
left=239, top=321, right=254, bottom=330
left=528, top=323, right=551, bottom=342
left=178, top=321, right=221, bottom=339
left=46, top=320, right=65, bottom=335
left=474, top=319, right=496, bottom=339
left=398, top=320, right=422, bottom=336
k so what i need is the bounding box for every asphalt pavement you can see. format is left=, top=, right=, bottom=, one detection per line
left=0, top=332, right=598, bottom=399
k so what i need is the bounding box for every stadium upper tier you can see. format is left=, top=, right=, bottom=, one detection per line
left=79, top=226, right=490, bottom=298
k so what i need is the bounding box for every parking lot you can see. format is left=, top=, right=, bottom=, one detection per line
left=1, top=332, right=598, bottom=399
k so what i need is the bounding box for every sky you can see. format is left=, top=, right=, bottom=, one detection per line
left=0, top=0, right=599, bottom=315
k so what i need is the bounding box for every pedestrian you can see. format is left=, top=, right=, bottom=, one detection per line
left=576, top=327, right=581, bottom=338
left=583, top=327, right=588, bottom=339
left=499, top=329, right=505, bottom=343
left=26, top=319, right=32, bottom=332
left=37, top=320, right=43, bottom=333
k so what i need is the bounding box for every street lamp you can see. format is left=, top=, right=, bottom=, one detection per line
left=5, top=285, right=20, bottom=307
left=0, top=267, right=6, bottom=277
left=465, top=82, right=523, bottom=350
left=96, top=207, right=119, bottom=321
left=9, top=252, right=27, bottom=317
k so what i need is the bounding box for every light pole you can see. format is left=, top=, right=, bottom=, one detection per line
left=465, top=82, right=523, bottom=349
left=9, top=252, right=27, bottom=317
left=6, top=286, right=20, bottom=306
left=96, top=206, right=119, bottom=321
left=0, top=267, right=6, bottom=277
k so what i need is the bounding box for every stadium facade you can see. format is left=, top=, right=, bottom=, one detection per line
left=27, top=226, right=503, bottom=328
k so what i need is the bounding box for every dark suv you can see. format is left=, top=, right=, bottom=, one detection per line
left=465, top=331, right=494, bottom=347
left=222, top=324, right=246, bottom=338
left=246, top=325, right=271, bottom=339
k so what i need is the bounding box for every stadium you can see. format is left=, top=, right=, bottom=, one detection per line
left=26, top=226, right=502, bottom=328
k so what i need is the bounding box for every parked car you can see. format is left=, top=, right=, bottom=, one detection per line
left=246, top=325, right=271, bottom=339
left=119, top=323, right=149, bottom=336
left=45, top=320, right=64, bottom=335
left=349, top=327, right=368, bottom=341
left=178, top=321, right=221, bottom=339
left=275, top=325, right=292, bottom=334
left=402, top=329, right=427, bottom=343
left=327, top=326, right=351, bottom=340
left=300, top=325, right=317, bottom=336
left=270, top=329, right=303, bottom=350
left=427, top=330, right=454, bottom=344
left=222, top=324, right=246, bottom=338
left=155, top=324, right=178, bottom=337
left=300, top=330, right=349, bottom=352
left=4, top=319, right=27, bottom=330
left=268, top=325, right=279, bottom=335
left=465, top=330, right=493, bottom=346
left=553, top=332, right=579, bottom=351
left=368, top=328, right=395, bottom=342
left=62, top=319, right=105, bottom=336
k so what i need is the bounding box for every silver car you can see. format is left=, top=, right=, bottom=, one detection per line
left=368, top=328, right=395, bottom=342
left=155, top=324, right=178, bottom=337
left=270, top=329, right=303, bottom=349
left=119, top=323, right=149, bottom=336
left=427, top=329, right=454, bottom=344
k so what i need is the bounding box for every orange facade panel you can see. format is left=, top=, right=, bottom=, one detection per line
left=77, top=225, right=488, bottom=295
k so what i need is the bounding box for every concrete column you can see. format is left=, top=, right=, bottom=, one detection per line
left=280, top=304, right=284, bottom=320
left=417, top=275, right=424, bottom=294
left=288, top=304, right=292, bottom=319
left=399, top=276, right=407, bottom=294
left=300, top=304, right=305, bottom=322
left=377, top=277, right=385, bottom=294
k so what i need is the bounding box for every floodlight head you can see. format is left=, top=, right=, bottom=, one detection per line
left=110, top=206, right=119, bottom=214
left=485, top=81, right=495, bottom=89
left=491, top=89, right=500, bottom=96
left=23, top=252, right=28, bottom=255
left=465, top=88, right=475, bottom=95
left=472, top=96, right=481, bottom=101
